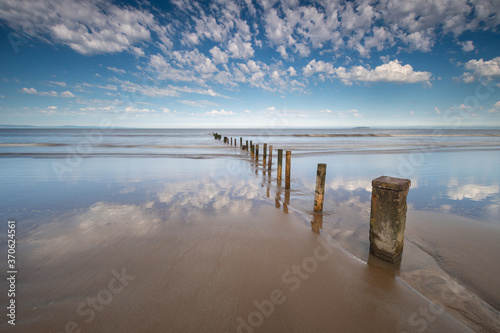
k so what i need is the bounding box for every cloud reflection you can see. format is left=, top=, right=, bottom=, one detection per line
left=447, top=183, right=499, bottom=201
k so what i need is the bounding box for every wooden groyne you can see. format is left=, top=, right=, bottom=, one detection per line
left=212, top=132, right=411, bottom=263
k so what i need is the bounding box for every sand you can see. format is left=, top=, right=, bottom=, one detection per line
left=1, top=191, right=477, bottom=333
left=321, top=207, right=500, bottom=333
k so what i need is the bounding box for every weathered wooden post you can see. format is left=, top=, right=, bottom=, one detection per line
left=369, top=176, right=411, bottom=263
left=240, top=137, right=242, bottom=148
left=285, top=151, right=291, bottom=189
left=263, top=143, right=267, bottom=165
left=314, top=163, right=327, bottom=212
left=246, top=140, right=249, bottom=151
left=277, top=149, right=283, bottom=180
left=255, top=144, right=259, bottom=161
left=268, top=145, right=273, bottom=170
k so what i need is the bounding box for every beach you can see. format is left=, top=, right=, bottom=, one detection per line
left=1, top=128, right=499, bottom=332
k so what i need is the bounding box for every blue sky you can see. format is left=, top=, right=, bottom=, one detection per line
left=0, top=0, right=499, bottom=128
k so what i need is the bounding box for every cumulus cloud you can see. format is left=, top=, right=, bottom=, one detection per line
left=210, top=46, right=229, bottom=64
left=21, top=87, right=37, bottom=94
left=302, top=59, right=335, bottom=77
left=60, top=90, right=75, bottom=98
left=460, top=57, right=500, bottom=83
left=302, top=60, right=431, bottom=85
left=334, top=60, right=431, bottom=85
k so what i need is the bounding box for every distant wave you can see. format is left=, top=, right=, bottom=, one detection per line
left=291, top=133, right=500, bottom=138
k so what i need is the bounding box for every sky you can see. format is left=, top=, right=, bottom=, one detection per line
left=0, top=0, right=499, bottom=128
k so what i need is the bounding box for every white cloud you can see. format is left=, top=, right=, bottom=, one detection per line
left=333, top=60, right=432, bottom=85
left=42, top=105, right=58, bottom=114
left=107, top=67, right=126, bottom=74
left=60, top=90, right=75, bottom=98
left=125, top=107, right=153, bottom=113
left=209, top=46, right=229, bottom=65
left=149, top=54, right=197, bottom=83
left=206, top=109, right=233, bottom=116
left=227, top=35, right=254, bottom=59
left=182, top=32, right=200, bottom=46
left=489, top=101, right=500, bottom=113
left=459, top=40, right=475, bottom=52
left=302, top=59, right=335, bottom=77
left=21, top=87, right=58, bottom=96
left=460, top=57, right=500, bottom=83
left=21, top=87, right=37, bottom=94
left=47, top=81, right=67, bottom=87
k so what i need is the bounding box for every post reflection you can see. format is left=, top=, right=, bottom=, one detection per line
left=310, top=212, right=323, bottom=233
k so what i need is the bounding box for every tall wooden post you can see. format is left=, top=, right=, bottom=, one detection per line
left=277, top=149, right=283, bottom=180
left=263, top=143, right=267, bottom=165
left=268, top=145, right=273, bottom=170
left=369, top=176, right=411, bottom=263
left=255, top=144, right=259, bottom=161
left=314, top=163, right=327, bottom=212
left=285, top=151, right=291, bottom=189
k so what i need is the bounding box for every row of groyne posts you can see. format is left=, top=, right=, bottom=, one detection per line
left=213, top=133, right=411, bottom=263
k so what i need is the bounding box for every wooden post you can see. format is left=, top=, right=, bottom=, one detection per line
left=369, top=176, right=411, bottom=263
left=285, top=151, right=291, bottom=189
left=255, top=144, right=259, bottom=161
left=240, top=137, right=242, bottom=148
left=250, top=140, right=253, bottom=157
left=268, top=145, right=273, bottom=170
left=263, top=143, right=267, bottom=165
left=277, top=149, right=283, bottom=180
left=314, top=163, right=327, bottom=212
left=246, top=140, right=248, bottom=152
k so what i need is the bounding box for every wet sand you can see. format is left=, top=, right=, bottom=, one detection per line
left=324, top=208, right=500, bottom=333
left=2, top=198, right=475, bottom=333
